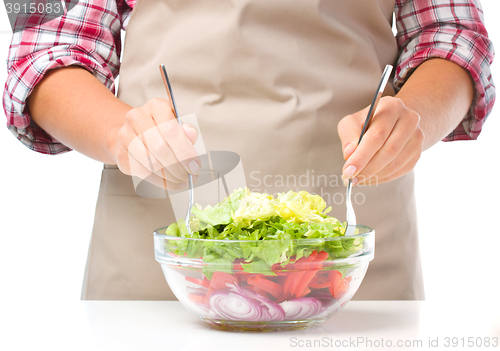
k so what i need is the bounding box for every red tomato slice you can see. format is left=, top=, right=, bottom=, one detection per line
left=210, top=271, right=239, bottom=290
left=309, top=282, right=333, bottom=289
left=294, top=270, right=318, bottom=298
left=309, top=250, right=329, bottom=270
left=328, top=270, right=350, bottom=298
left=289, top=271, right=306, bottom=297
left=283, top=272, right=294, bottom=295
left=294, top=251, right=318, bottom=270
left=248, top=275, right=283, bottom=298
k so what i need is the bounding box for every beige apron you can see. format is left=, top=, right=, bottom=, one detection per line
left=82, top=0, right=424, bottom=300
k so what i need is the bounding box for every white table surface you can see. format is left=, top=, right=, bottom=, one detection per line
left=4, top=300, right=499, bottom=351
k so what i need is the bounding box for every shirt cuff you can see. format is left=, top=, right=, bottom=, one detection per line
left=395, top=27, right=495, bottom=141
left=3, top=46, right=117, bottom=155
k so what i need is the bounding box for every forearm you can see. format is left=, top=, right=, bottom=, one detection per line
left=395, top=58, right=475, bottom=150
left=27, top=66, right=131, bottom=163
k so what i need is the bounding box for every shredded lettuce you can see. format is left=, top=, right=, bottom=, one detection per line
left=165, top=188, right=363, bottom=278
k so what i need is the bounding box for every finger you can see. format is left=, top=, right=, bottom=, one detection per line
left=355, top=110, right=420, bottom=181
left=130, top=100, right=193, bottom=181
left=129, top=138, right=190, bottom=185
left=342, top=99, right=402, bottom=180
left=371, top=129, right=423, bottom=182
left=148, top=100, right=201, bottom=175
left=337, top=108, right=368, bottom=160
left=118, top=143, right=196, bottom=189
left=359, top=151, right=421, bottom=186
left=139, top=121, right=192, bottom=182
left=128, top=130, right=187, bottom=183
left=118, top=123, right=172, bottom=181
left=129, top=155, right=188, bottom=191
left=182, top=124, right=198, bottom=145
left=124, top=108, right=174, bottom=176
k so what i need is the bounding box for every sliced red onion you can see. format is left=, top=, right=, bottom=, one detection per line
left=238, top=287, right=285, bottom=321
left=224, top=284, right=273, bottom=321
left=209, top=290, right=264, bottom=321
left=258, top=304, right=272, bottom=321
left=280, top=298, right=323, bottom=320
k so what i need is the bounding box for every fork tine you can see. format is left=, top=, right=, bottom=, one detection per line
left=345, top=179, right=356, bottom=236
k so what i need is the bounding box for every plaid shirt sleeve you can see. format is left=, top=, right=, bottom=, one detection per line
left=395, top=0, right=495, bottom=141
left=3, top=0, right=135, bottom=154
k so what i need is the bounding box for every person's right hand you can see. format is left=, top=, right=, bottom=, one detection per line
left=113, top=98, right=200, bottom=191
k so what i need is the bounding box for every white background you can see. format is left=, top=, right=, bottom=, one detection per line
left=0, top=1, right=499, bottom=348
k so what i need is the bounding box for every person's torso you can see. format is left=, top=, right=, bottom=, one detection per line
left=82, top=0, right=424, bottom=301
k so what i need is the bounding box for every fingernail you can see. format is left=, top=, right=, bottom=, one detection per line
left=352, top=177, right=359, bottom=185
left=184, top=125, right=198, bottom=141
left=343, top=165, right=357, bottom=179
left=189, top=160, right=200, bottom=175
left=188, top=126, right=198, bottom=138
left=343, top=143, right=356, bottom=160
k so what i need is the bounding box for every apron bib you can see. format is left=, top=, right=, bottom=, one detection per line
left=82, top=0, right=424, bottom=300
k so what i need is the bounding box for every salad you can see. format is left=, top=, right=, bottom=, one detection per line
left=163, top=188, right=366, bottom=323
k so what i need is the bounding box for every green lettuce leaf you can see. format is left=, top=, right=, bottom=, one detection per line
left=163, top=188, right=363, bottom=274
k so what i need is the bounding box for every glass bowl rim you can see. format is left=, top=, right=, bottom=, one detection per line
left=154, top=224, right=374, bottom=244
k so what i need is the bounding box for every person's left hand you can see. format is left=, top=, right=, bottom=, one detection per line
left=337, top=96, right=424, bottom=186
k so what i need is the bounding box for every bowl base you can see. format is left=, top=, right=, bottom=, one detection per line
left=201, top=318, right=325, bottom=332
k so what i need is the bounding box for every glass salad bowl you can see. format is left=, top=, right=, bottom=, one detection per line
left=154, top=225, right=374, bottom=332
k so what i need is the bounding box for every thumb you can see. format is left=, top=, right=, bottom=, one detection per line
left=182, top=124, right=198, bottom=145
left=337, top=107, right=369, bottom=160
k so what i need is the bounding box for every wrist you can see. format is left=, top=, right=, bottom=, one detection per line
left=394, top=58, right=474, bottom=151
left=104, top=126, right=120, bottom=165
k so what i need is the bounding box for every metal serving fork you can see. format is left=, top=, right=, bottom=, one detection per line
left=160, top=65, right=194, bottom=234
left=344, top=65, right=393, bottom=236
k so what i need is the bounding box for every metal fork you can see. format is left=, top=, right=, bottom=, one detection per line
left=344, top=65, right=393, bottom=236
left=160, top=65, right=193, bottom=234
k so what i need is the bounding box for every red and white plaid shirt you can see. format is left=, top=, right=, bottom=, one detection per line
left=3, top=0, right=495, bottom=154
